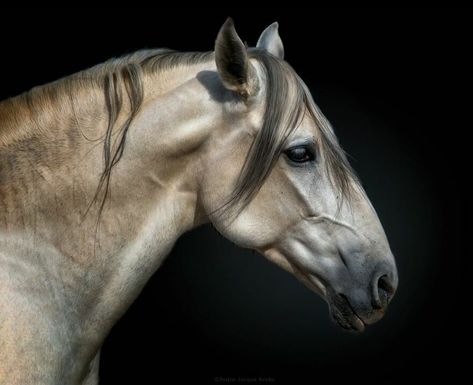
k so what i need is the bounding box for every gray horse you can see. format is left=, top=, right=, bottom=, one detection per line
left=0, top=19, right=397, bottom=384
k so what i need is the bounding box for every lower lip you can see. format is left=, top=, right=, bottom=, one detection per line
left=351, top=315, right=366, bottom=332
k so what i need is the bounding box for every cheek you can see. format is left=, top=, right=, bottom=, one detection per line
left=215, top=167, right=303, bottom=249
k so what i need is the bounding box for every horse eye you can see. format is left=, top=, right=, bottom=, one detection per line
left=285, top=146, right=315, bottom=164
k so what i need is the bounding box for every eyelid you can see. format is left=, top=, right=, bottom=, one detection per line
left=286, top=142, right=316, bottom=153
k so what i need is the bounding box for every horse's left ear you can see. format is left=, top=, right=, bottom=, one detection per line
left=256, top=22, right=284, bottom=59
left=215, top=18, right=257, bottom=97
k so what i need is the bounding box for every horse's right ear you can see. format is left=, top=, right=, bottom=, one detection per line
left=215, top=18, right=256, bottom=98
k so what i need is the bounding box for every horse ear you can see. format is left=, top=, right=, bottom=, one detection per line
left=215, top=18, right=256, bottom=97
left=256, top=22, right=284, bottom=59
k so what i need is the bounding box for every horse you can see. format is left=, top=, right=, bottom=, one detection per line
left=0, top=19, right=398, bottom=384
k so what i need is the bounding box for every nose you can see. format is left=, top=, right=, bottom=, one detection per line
left=329, top=263, right=398, bottom=329
left=372, top=272, right=397, bottom=310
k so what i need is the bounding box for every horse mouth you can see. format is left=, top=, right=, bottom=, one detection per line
left=328, top=293, right=366, bottom=332
left=304, top=274, right=366, bottom=332
left=258, top=250, right=368, bottom=332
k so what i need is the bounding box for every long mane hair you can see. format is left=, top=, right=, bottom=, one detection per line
left=0, top=48, right=357, bottom=218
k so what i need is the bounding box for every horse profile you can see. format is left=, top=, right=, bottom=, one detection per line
left=0, top=19, right=398, bottom=384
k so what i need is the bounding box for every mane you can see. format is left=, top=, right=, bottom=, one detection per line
left=78, top=49, right=214, bottom=217
left=0, top=48, right=357, bottom=218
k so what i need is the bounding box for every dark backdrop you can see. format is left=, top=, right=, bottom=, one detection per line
left=0, top=8, right=469, bottom=384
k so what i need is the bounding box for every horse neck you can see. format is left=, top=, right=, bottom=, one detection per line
left=0, top=79, right=108, bottom=226
left=0, top=61, right=215, bottom=348
left=0, top=62, right=213, bottom=236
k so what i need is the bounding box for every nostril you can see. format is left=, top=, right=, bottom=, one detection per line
left=378, top=275, right=395, bottom=296
left=373, top=274, right=395, bottom=309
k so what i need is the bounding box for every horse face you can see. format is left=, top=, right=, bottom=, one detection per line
left=201, top=19, right=397, bottom=332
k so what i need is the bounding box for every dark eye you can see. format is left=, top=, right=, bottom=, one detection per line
left=284, top=145, right=315, bottom=164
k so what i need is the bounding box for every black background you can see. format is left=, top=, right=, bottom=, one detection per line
left=0, top=8, right=469, bottom=384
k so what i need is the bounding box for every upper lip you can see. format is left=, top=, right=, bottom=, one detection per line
left=305, top=274, right=366, bottom=332
left=329, top=293, right=366, bottom=332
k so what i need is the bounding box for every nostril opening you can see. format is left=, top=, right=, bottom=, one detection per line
left=375, top=274, right=395, bottom=309
left=378, top=275, right=395, bottom=296
left=372, top=274, right=396, bottom=310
